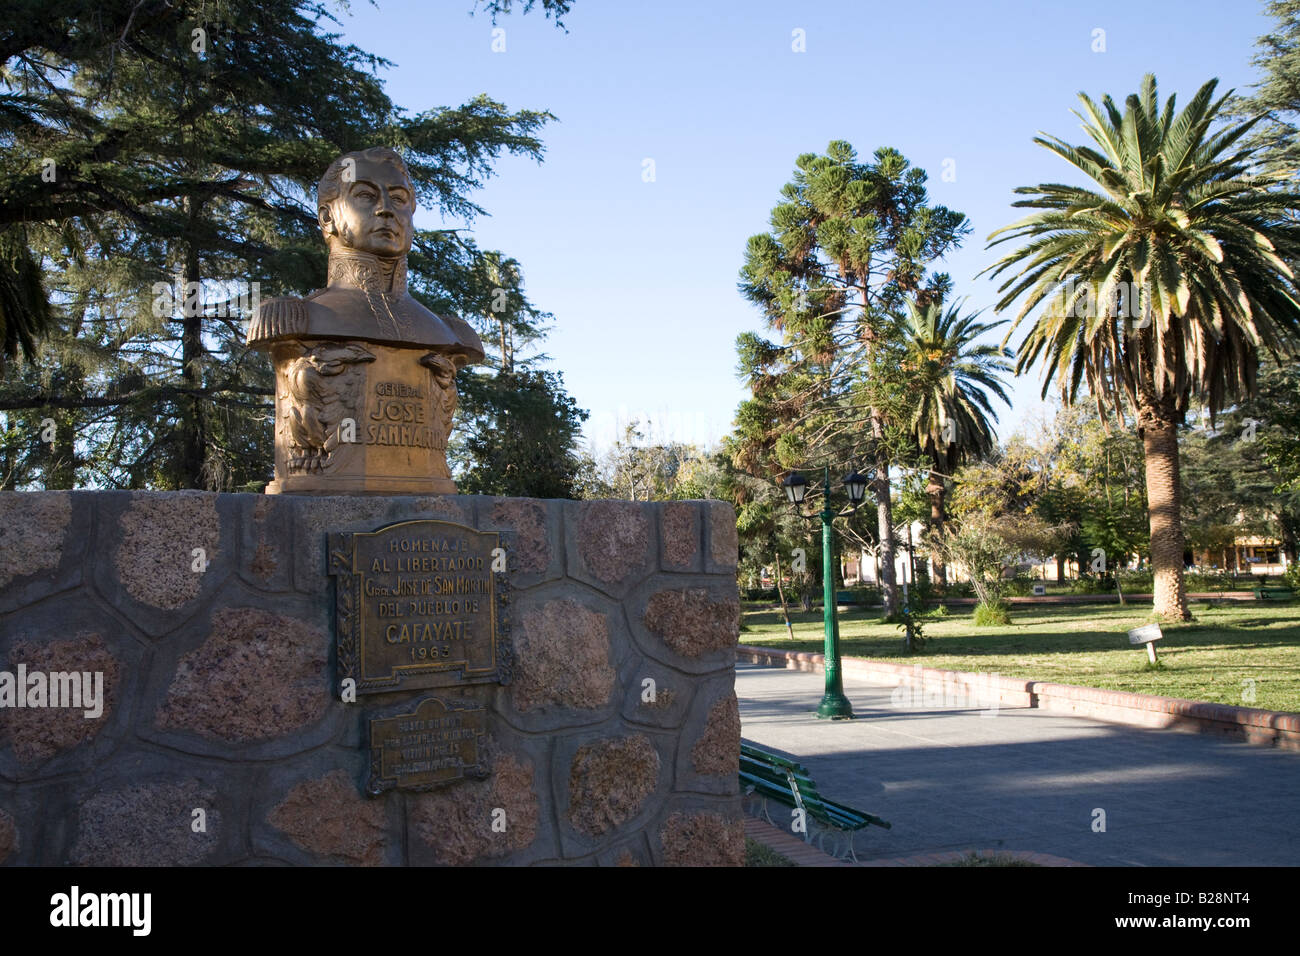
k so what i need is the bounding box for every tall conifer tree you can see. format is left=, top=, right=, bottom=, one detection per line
left=735, top=141, right=969, bottom=614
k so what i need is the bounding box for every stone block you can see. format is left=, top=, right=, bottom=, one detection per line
left=705, top=500, right=739, bottom=573
left=268, top=769, right=388, bottom=866
left=237, top=493, right=296, bottom=591
left=480, top=497, right=563, bottom=587
left=510, top=597, right=615, bottom=714
left=115, top=491, right=225, bottom=610
left=71, top=777, right=224, bottom=866
left=155, top=606, right=329, bottom=744
left=658, top=809, right=745, bottom=867
left=565, top=500, right=655, bottom=597
left=0, top=806, right=15, bottom=864
left=659, top=501, right=701, bottom=572
left=0, top=491, right=80, bottom=614
left=407, top=749, right=540, bottom=866
left=617, top=658, right=693, bottom=731
left=560, top=733, right=666, bottom=850
left=629, top=578, right=740, bottom=674
left=0, top=631, right=120, bottom=766
left=675, top=678, right=740, bottom=796
left=290, top=495, right=396, bottom=595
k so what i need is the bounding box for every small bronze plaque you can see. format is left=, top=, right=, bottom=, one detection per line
left=330, top=518, right=510, bottom=695
left=367, top=696, right=488, bottom=794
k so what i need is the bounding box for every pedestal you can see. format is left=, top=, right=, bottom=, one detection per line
left=266, top=340, right=459, bottom=495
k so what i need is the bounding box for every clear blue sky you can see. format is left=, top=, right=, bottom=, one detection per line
left=338, top=0, right=1272, bottom=452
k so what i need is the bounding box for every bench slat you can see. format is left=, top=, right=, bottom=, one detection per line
left=740, top=744, right=890, bottom=832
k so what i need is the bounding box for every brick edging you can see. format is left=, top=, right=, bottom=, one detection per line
left=854, top=849, right=1090, bottom=867
left=737, top=645, right=1300, bottom=749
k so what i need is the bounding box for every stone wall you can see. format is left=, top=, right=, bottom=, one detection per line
left=0, top=491, right=742, bottom=866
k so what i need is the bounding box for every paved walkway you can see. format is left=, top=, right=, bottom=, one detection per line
left=737, top=662, right=1300, bottom=866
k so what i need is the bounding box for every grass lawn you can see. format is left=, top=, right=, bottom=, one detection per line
left=740, top=600, right=1300, bottom=714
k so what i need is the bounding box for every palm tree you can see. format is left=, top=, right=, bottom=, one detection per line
left=983, top=73, right=1300, bottom=620
left=897, top=298, right=1013, bottom=588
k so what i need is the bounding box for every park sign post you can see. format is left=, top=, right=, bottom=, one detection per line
left=1128, top=622, right=1164, bottom=664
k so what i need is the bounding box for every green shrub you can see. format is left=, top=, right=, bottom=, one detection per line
left=1117, top=569, right=1153, bottom=592
left=1284, top=563, right=1300, bottom=591
left=973, top=600, right=1011, bottom=627
left=926, top=603, right=951, bottom=618
left=1070, top=576, right=1109, bottom=594
left=946, top=581, right=975, bottom=598
left=896, top=606, right=926, bottom=651
left=852, top=585, right=881, bottom=606
left=1185, top=568, right=1232, bottom=592
left=1003, top=573, right=1049, bottom=597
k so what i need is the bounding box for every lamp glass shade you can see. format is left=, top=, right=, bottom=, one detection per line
left=842, top=471, right=868, bottom=504
left=782, top=472, right=808, bottom=505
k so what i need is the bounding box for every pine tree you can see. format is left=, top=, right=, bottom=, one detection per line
left=0, top=0, right=571, bottom=489
left=735, top=141, right=969, bottom=615
left=447, top=253, right=588, bottom=498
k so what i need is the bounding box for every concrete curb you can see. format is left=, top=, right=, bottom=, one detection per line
left=737, top=645, right=1300, bottom=750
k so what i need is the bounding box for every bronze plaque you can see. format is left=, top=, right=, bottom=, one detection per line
left=367, top=696, right=488, bottom=794
left=330, top=519, right=510, bottom=695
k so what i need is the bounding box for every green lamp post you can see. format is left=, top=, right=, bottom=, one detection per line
left=783, top=465, right=868, bottom=720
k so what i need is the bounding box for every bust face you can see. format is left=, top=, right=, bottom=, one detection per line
left=320, top=157, right=415, bottom=259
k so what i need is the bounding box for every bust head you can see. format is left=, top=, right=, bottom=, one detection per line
left=317, top=147, right=415, bottom=259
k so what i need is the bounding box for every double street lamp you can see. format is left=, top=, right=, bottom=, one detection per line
left=781, top=465, right=868, bottom=720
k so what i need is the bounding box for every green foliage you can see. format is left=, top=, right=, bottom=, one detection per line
left=733, top=142, right=971, bottom=613
left=1184, top=567, right=1237, bottom=591
left=896, top=298, right=1012, bottom=470
left=973, top=600, right=1011, bottom=627
left=742, top=601, right=1300, bottom=712
left=910, top=566, right=936, bottom=605
left=0, top=226, right=51, bottom=364
left=985, top=73, right=1300, bottom=421
left=896, top=604, right=926, bottom=652
left=582, top=423, right=725, bottom=502
left=944, top=446, right=1073, bottom=602
left=451, top=369, right=588, bottom=498
left=0, top=0, right=573, bottom=490
left=1001, top=575, right=1039, bottom=597
left=744, top=837, right=796, bottom=868
left=984, top=73, right=1300, bottom=618
left=1238, top=0, right=1300, bottom=175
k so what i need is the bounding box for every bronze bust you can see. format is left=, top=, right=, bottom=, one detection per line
left=248, top=147, right=484, bottom=494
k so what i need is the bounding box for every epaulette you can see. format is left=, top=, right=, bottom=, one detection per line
left=247, top=296, right=308, bottom=345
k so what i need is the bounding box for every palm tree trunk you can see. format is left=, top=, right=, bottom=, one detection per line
left=1139, top=400, right=1191, bottom=620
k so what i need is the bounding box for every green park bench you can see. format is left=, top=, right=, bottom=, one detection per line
left=739, top=743, right=890, bottom=863
left=1253, top=587, right=1296, bottom=600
